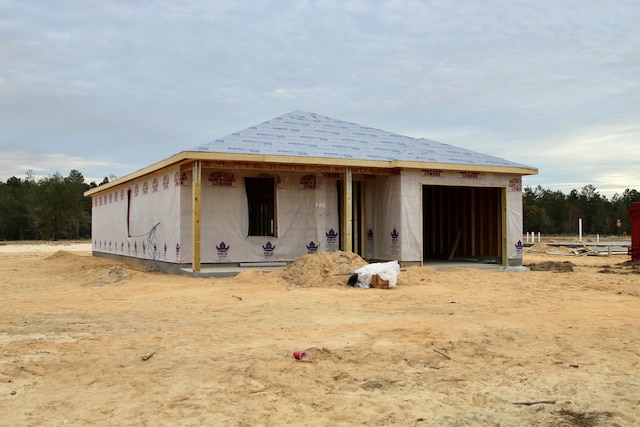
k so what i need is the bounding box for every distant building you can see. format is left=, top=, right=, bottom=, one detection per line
left=84, top=110, right=537, bottom=274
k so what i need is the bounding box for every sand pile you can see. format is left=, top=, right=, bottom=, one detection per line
left=44, top=249, right=135, bottom=284
left=86, top=266, right=131, bottom=286
left=526, top=261, right=574, bottom=272
left=527, top=243, right=575, bottom=253
left=272, top=251, right=368, bottom=287
left=45, top=250, right=81, bottom=261
left=233, top=269, right=272, bottom=284
left=45, top=250, right=113, bottom=268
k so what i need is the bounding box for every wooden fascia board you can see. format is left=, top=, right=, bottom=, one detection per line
left=391, top=160, right=538, bottom=176
left=83, top=152, right=192, bottom=197
left=192, top=161, right=399, bottom=176
left=181, top=151, right=538, bottom=176
left=180, top=151, right=393, bottom=168
left=84, top=150, right=538, bottom=197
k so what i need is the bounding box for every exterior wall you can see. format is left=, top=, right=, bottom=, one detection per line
left=90, top=164, right=525, bottom=268
left=399, top=169, right=524, bottom=266
left=90, top=168, right=185, bottom=264
left=179, top=168, right=342, bottom=264
left=506, top=179, right=525, bottom=265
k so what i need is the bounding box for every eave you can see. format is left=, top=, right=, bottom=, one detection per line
left=84, top=150, right=538, bottom=197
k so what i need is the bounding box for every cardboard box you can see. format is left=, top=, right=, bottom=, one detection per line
left=369, top=274, right=390, bottom=289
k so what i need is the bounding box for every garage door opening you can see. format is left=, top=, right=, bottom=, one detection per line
left=423, top=185, right=504, bottom=263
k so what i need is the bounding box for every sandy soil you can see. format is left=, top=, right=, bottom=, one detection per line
left=1, top=242, right=638, bottom=426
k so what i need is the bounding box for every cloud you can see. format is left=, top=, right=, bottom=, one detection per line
left=0, top=151, right=118, bottom=182
left=520, top=123, right=640, bottom=196
left=0, top=0, right=638, bottom=199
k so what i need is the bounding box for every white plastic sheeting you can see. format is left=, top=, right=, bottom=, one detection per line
left=91, top=168, right=184, bottom=262
left=353, top=261, right=401, bottom=288
left=91, top=167, right=342, bottom=265
left=364, top=175, right=404, bottom=261
left=506, top=178, right=525, bottom=262
left=191, top=169, right=340, bottom=263
left=90, top=167, right=526, bottom=266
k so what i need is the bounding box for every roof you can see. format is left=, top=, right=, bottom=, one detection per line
left=85, top=110, right=537, bottom=196
left=192, top=110, right=534, bottom=170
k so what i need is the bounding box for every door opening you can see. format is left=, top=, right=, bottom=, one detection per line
left=422, top=185, right=503, bottom=262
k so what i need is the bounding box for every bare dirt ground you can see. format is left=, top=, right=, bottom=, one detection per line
left=1, top=241, right=638, bottom=426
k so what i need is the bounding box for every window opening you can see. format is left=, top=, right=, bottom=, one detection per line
left=245, top=177, right=276, bottom=236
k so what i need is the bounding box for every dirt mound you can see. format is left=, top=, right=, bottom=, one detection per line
left=45, top=250, right=114, bottom=269
left=45, top=250, right=80, bottom=260
left=272, top=251, right=368, bottom=287
left=527, top=244, right=575, bottom=253
left=234, top=269, right=272, bottom=283
left=527, top=261, right=574, bottom=272
left=598, top=261, right=640, bottom=275
left=44, top=250, right=132, bottom=282
left=86, top=266, right=131, bottom=286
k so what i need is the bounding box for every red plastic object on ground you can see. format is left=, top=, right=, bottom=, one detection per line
left=629, top=202, right=640, bottom=262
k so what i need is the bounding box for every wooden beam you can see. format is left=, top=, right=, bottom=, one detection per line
left=193, top=160, right=400, bottom=176
left=501, top=187, right=508, bottom=265
left=342, top=167, right=353, bottom=253
left=394, top=160, right=538, bottom=176
left=358, top=181, right=366, bottom=258
left=85, top=148, right=537, bottom=197
left=192, top=160, right=202, bottom=272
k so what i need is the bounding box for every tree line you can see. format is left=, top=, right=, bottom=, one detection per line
left=1, top=170, right=638, bottom=241
left=524, top=184, right=639, bottom=236
left=0, top=170, right=111, bottom=241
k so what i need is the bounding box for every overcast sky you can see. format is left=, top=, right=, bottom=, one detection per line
left=1, top=0, right=638, bottom=198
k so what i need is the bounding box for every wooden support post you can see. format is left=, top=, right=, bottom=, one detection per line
left=342, top=167, right=353, bottom=252
left=501, top=188, right=508, bottom=265
left=192, top=160, right=202, bottom=272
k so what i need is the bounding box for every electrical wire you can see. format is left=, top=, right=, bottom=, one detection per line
left=130, top=222, right=161, bottom=272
